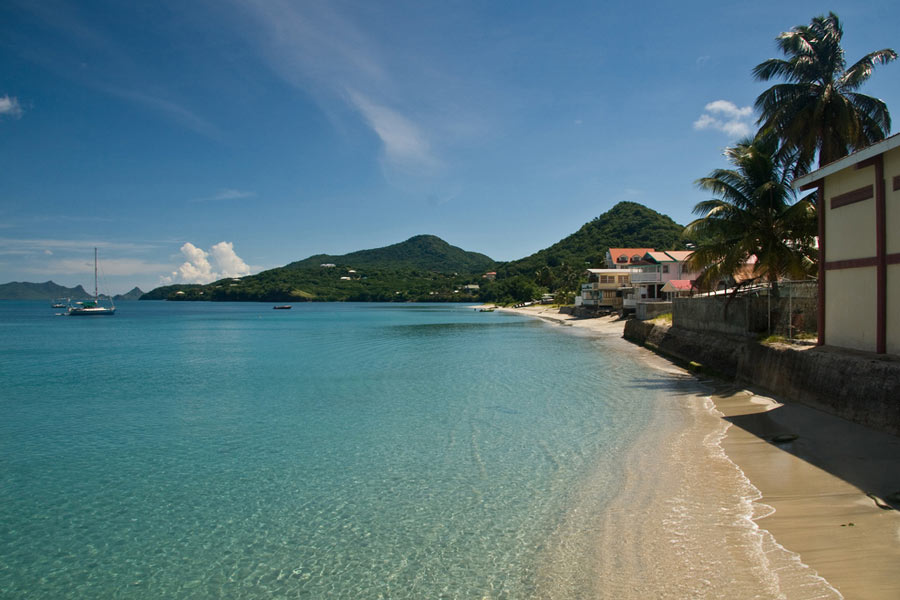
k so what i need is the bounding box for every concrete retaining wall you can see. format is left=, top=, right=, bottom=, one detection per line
left=636, top=301, right=672, bottom=321
left=673, top=294, right=818, bottom=338
left=624, top=320, right=900, bottom=436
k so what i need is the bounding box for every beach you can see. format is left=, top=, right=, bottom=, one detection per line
left=497, top=304, right=900, bottom=599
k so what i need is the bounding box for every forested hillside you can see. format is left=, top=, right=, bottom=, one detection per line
left=142, top=203, right=688, bottom=304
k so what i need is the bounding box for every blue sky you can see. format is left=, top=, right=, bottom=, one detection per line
left=1, top=1, right=898, bottom=294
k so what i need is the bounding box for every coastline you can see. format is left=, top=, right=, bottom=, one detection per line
left=494, top=304, right=900, bottom=599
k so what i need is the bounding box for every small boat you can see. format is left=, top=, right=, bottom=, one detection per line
left=273, top=305, right=292, bottom=310
left=51, top=298, right=68, bottom=308
left=67, top=248, right=115, bottom=316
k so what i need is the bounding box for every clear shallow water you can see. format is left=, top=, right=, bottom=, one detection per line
left=0, top=302, right=668, bottom=598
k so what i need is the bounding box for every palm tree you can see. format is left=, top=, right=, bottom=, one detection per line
left=753, top=12, right=896, bottom=170
left=685, top=134, right=816, bottom=292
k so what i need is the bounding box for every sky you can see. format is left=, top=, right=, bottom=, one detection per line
left=1, top=1, right=899, bottom=294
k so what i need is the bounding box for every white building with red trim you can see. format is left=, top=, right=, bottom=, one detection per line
left=794, top=133, right=900, bottom=355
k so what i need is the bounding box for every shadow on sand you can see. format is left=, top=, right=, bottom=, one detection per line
left=711, top=382, right=900, bottom=508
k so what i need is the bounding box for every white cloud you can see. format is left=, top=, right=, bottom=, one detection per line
left=163, top=241, right=251, bottom=284
left=693, top=100, right=753, bottom=138
left=348, top=90, right=436, bottom=169
left=704, top=100, right=753, bottom=120
left=0, top=95, right=23, bottom=118
left=209, top=241, right=251, bottom=278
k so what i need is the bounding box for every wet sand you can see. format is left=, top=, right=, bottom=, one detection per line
left=494, top=305, right=900, bottom=598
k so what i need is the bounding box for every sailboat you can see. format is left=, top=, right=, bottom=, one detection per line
left=67, top=248, right=116, bottom=316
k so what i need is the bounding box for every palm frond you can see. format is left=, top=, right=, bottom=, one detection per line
left=841, top=49, right=897, bottom=90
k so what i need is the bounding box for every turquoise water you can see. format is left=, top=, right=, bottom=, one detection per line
left=0, top=302, right=669, bottom=598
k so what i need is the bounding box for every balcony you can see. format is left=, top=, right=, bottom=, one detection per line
left=631, top=271, right=662, bottom=283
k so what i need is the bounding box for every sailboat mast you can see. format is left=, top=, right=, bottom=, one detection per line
left=94, top=247, right=98, bottom=301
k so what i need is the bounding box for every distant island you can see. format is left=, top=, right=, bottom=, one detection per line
left=142, top=202, right=687, bottom=304
left=0, top=281, right=144, bottom=302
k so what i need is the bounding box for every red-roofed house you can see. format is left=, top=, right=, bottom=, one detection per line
left=631, top=250, right=700, bottom=301
left=660, top=279, right=694, bottom=298
left=606, top=248, right=656, bottom=269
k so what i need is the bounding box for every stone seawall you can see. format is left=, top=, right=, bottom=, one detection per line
left=624, top=320, right=900, bottom=436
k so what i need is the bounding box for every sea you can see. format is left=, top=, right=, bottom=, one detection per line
left=0, top=301, right=840, bottom=599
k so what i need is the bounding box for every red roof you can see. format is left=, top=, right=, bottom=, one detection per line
left=607, top=248, right=655, bottom=265
left=662, top=250, right=693, bottom=262
left=661, top=279, right=694, bottom=292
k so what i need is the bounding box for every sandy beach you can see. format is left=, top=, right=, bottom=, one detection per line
left=494, top=304, right=900, bottom=599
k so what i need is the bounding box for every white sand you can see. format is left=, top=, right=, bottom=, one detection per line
left=498, top=305, right=900, bottom=599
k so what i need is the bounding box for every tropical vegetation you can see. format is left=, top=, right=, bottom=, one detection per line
left=140, top=203, right=689, bottom=305
left=497, top=201, right=686, bottom=301
left=686, top=134, right=817, bottom=290
left=689, top=12, right=894, bottom=291
left=753, top=12, right=896, bottom=170
left=142, top=236, right=497, bottom=303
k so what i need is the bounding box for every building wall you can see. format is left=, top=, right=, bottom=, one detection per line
left=825, top=266, right=877, bottom=351
left=888, top=264, right=900, bottom=356
left=821, top=144, right=900, bottom=354
left=887, top=149, right=900, bottom=255
left=824, top=166, right=876, bottom=261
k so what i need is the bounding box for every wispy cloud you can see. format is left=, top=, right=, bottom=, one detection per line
left=347, top=90, right=436, bottom=170
left=25, top=257, right=172, bottom=277
left=693, top=100, right=754, bottom=138
left=8, top=3, right=222, bottom=141
left=0, top=95, right=23, bottom=118
left=101, top=86, right=225, bottom=142
left=0, top=238, right=157, bottom=255
left=161, top=241, right=251, bottom=284
left=191, top=188, right=257, bottom=203
left=228, top=1, right=440, bottom=171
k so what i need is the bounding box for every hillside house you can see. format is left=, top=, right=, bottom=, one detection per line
left=794, top=132, right=900, bottom=355
left=577, top=268, right=634, bottom=311
left=606, top=248, right=655, bottom=269
left=630, top=250, right=699, bottom=301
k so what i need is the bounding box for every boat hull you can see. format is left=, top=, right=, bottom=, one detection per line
left=67, top=307, right=116, bottom=316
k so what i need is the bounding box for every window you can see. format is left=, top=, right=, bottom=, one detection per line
left=662, top=265, right=669, bottom=273
left=631, top=255, right=642, bottom=262
left=617, top=255, right=628, bottom=263
left=600, top=275, right=614, bottom=284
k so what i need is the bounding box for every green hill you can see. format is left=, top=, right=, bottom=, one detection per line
left=142, top=204, right=688, bottom=304
left=501, top=202, right=686, bottom=275
left=0, top=281, right=93, bottom=300
left=142, top=235, right=497, bottom=303
left=287, top=235, right=495, bottom=272
left=113, top=287, right=145, bottom=301
left=486, top=202, right=686, bottom=301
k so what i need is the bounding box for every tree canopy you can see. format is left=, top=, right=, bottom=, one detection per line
left=686, top=134, right=817, bottom=290
left=753, top=12, right=896, bottom=170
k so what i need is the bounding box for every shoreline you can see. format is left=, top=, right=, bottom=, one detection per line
left=494, top=304, right=900, bottom=599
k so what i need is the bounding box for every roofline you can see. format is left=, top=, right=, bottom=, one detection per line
left=793, top=133, right=900, bottom=189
